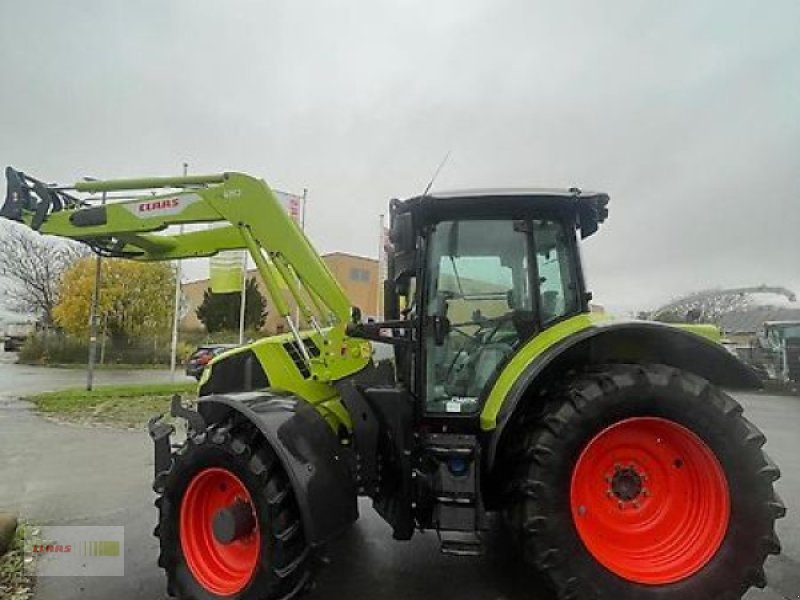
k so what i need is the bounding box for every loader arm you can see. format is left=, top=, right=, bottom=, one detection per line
left=1, top=167, right=366, bottom=381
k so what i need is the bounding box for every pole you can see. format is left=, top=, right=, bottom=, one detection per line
left=293, top=188, right=308, bottom=328
left=377, top=213, right=385, bottom=319
left=87, top=190, right=107, bottom=391
left=238, top=252, right=248, bottom=345
left=169, top=162, right=188, bottom=380
left=301, top=188, right=308, bottom=230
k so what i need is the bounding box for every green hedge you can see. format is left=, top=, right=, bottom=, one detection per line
left=18, top=333, right=186, bottom=366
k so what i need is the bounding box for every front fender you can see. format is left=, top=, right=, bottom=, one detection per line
left=198, top=391, right=358, bottom=547
left=482, top=316, right=760, bottom=470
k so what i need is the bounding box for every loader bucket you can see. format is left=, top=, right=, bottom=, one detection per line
left=2, top=166, right=81, bottom=229
left=1, top=166, right=30, bottom=222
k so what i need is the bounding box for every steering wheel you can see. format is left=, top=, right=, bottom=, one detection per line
left=442, top=312, right=517, bottom=390
left=449, top=311, right=515, bottom=344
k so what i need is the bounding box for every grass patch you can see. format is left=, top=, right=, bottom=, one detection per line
left=27, top=382, right=197, bottom=429
left=24, top=363, right=172, bottom=371
left=0, top=521, right=37, bottom=600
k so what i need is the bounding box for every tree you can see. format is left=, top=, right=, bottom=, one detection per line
left=52, top=258, right=176, bottom=340
left=652, top=289, right=753, bottom=324
left=0, top=222, right=87, bottom=324
left=650, top=286, right=796, bottom=325
left=196, top=278, right=267, bottom=333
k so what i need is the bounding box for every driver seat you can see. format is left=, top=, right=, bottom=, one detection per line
left=465, top=342, right=514, bottom=398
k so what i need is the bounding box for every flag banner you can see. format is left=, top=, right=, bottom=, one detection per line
left=274, top=190, right=303, bottom=223
left=382, top=226, right=392, bottom=259
left=376, top=218, right=391, bottom=319
left=210, top=250, right=246, bottom=293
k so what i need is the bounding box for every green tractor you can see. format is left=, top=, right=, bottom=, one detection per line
left=2, top=168, right=784, bottom=599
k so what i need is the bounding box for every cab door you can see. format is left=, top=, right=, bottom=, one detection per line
left=421, top=217, right=583, bottom=418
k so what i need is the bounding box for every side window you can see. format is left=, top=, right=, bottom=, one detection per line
left=534, top=220, right=578, bottom=324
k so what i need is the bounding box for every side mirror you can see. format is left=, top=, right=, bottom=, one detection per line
left=383, top=280, right=399, bottom=320
left=390, top=212, right=414, bottom=254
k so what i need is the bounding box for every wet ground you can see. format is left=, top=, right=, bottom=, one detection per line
left=0, top=354, right=797, bottom=600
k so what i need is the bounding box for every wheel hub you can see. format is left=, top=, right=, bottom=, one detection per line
left=213, top=499, right=257, bottom=545
left=610, top=466, right=644, bottom=502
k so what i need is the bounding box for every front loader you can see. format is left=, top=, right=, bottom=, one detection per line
left=2, top=167, right=784, bottom=600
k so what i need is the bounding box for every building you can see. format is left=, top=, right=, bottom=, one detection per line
left=181, top=252, right=379, bottom=335
left=719, top=306, right=800, bottom=345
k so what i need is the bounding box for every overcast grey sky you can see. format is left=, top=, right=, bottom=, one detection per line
left=1, top=0, right=798, bottom=314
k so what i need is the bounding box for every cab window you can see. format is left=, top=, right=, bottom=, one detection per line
left=533, top=220, right=579, bottom=324
left=423, top=219, right=533, bottom=414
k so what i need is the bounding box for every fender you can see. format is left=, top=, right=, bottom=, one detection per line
left=197, top=390, right=358, bottom=547
left=482, top=316, right=761, bottom=470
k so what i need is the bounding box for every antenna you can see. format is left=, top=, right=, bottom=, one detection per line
left=422, top=151, right=451, bottom=196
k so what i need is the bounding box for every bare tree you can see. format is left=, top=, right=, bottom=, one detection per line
left=0, top=222, right=87, bottom=325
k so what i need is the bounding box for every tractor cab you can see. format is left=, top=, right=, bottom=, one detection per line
left=347, top=189, right=609, bottom=548
left=377, top=188, right=609, bottom=423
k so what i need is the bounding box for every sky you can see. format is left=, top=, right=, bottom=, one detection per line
left=1, top=0, right=798, bottom=315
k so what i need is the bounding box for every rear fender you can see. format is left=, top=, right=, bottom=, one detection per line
left=483, top=319, right=761, bottom=471
left=198, top=391, right=358, bottom=547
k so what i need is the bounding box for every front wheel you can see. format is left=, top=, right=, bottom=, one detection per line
left=505, top=364, right=785, bottom=600
left=154, top=421, right=312, bottom=600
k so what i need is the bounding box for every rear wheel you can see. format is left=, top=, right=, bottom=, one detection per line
left=155, top=421, right=312, bottom=600
left=505, top=363, right=785, bottom=600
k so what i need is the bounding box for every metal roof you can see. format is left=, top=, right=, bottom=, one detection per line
left=719, top=306, right=800, bottom=334
left=427, top=187, right=603, bottom=199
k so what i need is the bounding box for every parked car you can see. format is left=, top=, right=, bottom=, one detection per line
left=185, top=344, right=238, bottom=380
left=3, top=336, right=26, bottom=352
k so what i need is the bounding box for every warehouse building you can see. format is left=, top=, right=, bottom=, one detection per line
left=181, top=252, right=379, bottom=334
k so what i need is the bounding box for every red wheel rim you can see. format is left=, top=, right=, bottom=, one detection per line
left=570, top=417, right=730, bottom=585
left=180, top=467, right=260, bottom=595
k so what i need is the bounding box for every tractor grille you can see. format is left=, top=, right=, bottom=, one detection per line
left=283, top=339, right=321, bottom=378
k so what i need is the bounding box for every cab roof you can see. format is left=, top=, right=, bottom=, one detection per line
left=395, top=187, right=610, bottom=238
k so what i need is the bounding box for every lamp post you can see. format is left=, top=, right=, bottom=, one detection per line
left=86, top=189, right=106, bottom=391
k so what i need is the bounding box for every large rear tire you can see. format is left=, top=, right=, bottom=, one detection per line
left=504, top=363, right=785, bottom=600
left=154, top=420, right=312, bottom=600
